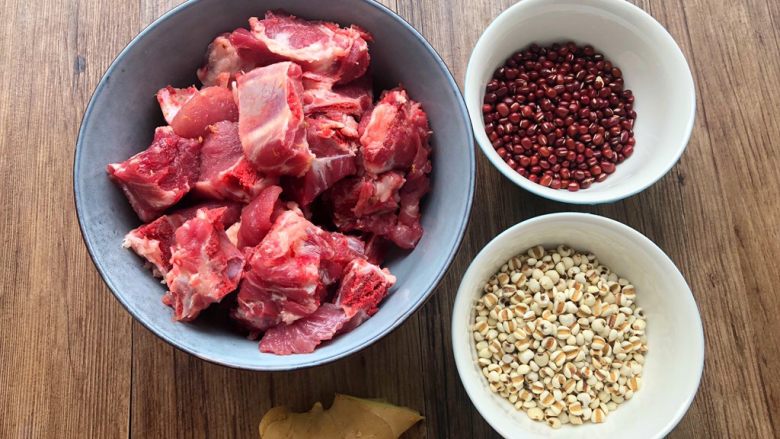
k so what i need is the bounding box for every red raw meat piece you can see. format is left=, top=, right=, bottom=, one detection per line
left=247, top=11, right=371, bottom=85
left=326, top=173, right=404, bottom=243
left=231, top=211, right=321, bottom=331
left=194, top=121, right=276, bottom=202
left=315, top=232, right=366, bottom=288
left=123, top=215, right=180, bottom=278
left=229, top=28, right=283, bottom=66
left=258, top=303, right=350, bottom=355
left=157, top=86, right=198, bottom=124
left=363, top=234, right=390, bottom=265
left=390, top=135, right=432, bottom=249
left=197, top=33, right=263, bottom=88
left=330, top=171, right=405, bottom=220
left=107, top=127, right=201, bottom=222
left=258, top=258, right=394, bottom=355
left=197, top=34, right=242, bottom=87
left=328, top=168, right=429, bottom=249
left=286, top=115, right=360, bottom=206
left=359, top=87, right=431, bottom=174
left=236, top=62, right=313, bottom=177
left=123, top=201, right=242, bottom=277
left=163, top=207, right=245, bottom=322
left=353, top=171, right=405, bottom=216
left=236, top=185, right=284, bottom=249
left=335, top=258, right=396, bottom=324
left=307, top=115, right=360, bottom=155
left=169, top=201, right=243, bottom=227
left=231, top=211, right=364, bottom=332
left=303, top=77, right=372, bottom=117
left=170, top=86, right=238, bottom=139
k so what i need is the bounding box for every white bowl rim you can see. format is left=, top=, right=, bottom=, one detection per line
left=464, top=0, right=697, bottom=204
left=451, top=212, right=705, bottom=438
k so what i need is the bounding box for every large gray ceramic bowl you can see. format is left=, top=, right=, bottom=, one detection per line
left=74, top=0, right=475, bottom=370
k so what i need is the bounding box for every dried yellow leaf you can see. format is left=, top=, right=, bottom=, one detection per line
left=259, top=394, right=423, bottom=439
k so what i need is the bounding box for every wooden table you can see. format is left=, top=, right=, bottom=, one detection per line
left=2, top=0, right=779, bottom=437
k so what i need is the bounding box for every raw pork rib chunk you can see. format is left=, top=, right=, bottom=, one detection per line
left=168, top=201, right=243, bottom=227
left=237, top=62, right=313, bottom=176
left=236, top=185, right=284, bottom=249
left=163, top=207, right=245, bottom=322
left=157, top=86, right=198, bottom=124
left=248, top=12, right=371, bottom=85
left=194, top=121, right=274, bottom=202
left=258, top=259, right=394, bottom=355
left=231, top=211, right=364, bottom=332
left=286, top=115, right=360, bottom=206
left=392, top=136, right=432, bottom=249
left=335, top=258, right=396, bottom=325
left=123, top=201, right=242, bottom=277
left=328, top=172, right=405, bottom=232
left=232, top=211, right=321, bottom=332
left=168, top=86, right=239, bottom=139
left=326, top=87, right=432, bottom=249
left=107, top=127, right=200, bottom=222
left=258, top=303, right=350, bottom=355
left=122, top=215, right=180, bottom=278
left=359, top=87, right=431, bottom=174
left=302, top=78, right=372, bottom=117
left=229, top=28, right=283, bottom=67
left=197, top=34, right=243, bottom=87
left=197, top=31, right=276, bottom=87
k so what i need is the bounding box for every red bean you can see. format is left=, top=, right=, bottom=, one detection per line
left=483, top=42, right=636, bottom=190
left=580, top=178, right=594, bottom=189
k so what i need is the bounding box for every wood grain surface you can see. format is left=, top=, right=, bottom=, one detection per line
left=1, top=0, right=778, bottom=437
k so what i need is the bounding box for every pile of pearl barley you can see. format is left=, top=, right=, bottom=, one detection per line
left=472, top=245, right=647, bottom=428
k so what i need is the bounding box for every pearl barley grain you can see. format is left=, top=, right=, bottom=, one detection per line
left=472, top=246, right=647, bottom=429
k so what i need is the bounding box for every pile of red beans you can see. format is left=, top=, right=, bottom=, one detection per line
left=482, top=42, right=636, bottom=191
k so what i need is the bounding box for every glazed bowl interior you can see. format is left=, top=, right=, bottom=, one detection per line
left=452, top=213, right=704, bottom=438
left=465, top=0, right=695, bottom=204
left=74, top=0, right=474, bottom=370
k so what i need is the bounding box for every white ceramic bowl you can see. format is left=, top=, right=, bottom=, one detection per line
left=452, top=213, right=704, bottom=438
left=464, top=0, right=696, bottom=204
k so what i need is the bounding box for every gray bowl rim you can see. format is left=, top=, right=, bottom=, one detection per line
left=73, top=0, right=476, bottom=370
